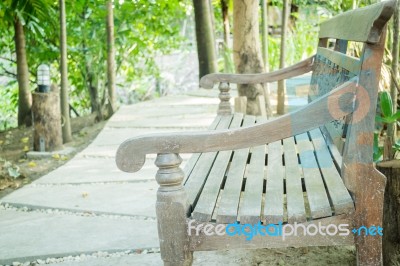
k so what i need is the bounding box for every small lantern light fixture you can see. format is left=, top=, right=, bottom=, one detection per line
left=37, top=64, right=50, bottom=93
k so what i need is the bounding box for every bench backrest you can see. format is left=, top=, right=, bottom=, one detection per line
left=309, top=0, right=394, bottom=159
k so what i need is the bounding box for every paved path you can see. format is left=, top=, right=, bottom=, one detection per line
left=0, top=78, right=309, bottom=266
left=0, top=92, right=223, bottom=265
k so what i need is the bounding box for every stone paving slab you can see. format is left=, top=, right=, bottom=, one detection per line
left=78, top=142, right=195, bottom=160
left=0, top=210, right=158, bottom=265
left=51, top=253, right=163, bottom=266
left=89, top=128, right=183, bottom=147
left=107, top=113, right=217, bottom=129
left=34, top=157, right=158, bottom=184
left=123, top=95, right=219, bottom=107
left=1, top=182, right=158, bottom=217
left=110, top=103, right=217, bottom=120
left=88, top=127, right=204, bottom=147
left=186, top=87, right=237, bottom=98
left=51, top=249, right=260, bottom=266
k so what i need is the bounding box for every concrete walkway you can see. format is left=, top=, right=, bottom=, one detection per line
left=0, top=78, right=309, bottom=266
left=0, top=92, right=223, bottom=265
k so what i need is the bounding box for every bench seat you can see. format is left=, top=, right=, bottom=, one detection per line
left=184, top=114, right=354, bottom=225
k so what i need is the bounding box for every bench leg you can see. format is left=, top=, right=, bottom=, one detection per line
left=155, top=153, right=193, bottom=266
left=352, top=167, right=386, bottom=266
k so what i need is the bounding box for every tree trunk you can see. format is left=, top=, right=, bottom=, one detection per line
left=32, top=92, right=62, bottom=152
left=221, top=0, right=230, bottom=49
left=221, top=0, right=231, bottom=72
left=386, top=0, right=399, bottom=159
left=81, top=4, right=101, bottom=121
left=106, top=1, right=116, bottom=116
left=378, top=165, right=400, bottom=265
left=277, top=0, right=290, bottom=115
left=193, top=0, right=218, bottom=79
left=261, top=0, right=269, bottom=72
left=233, top=0, right=270, bottom=116
left=261, top=0, right=272, bottom=117
left=59, top=0, right=72, bottom=143
left=14, top=18, right=32, bottom=127
left=85, top=63, right=101, bottom=119
left=352, top=0, right=357, bottom=9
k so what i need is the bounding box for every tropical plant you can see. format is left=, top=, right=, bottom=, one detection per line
left=374, top=91, right=400, bottom=161
left=0, top=0, right=55, bottom=126
left=0, top=0, right=190, bottom=129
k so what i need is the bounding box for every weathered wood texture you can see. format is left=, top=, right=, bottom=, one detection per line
left=184, top=117, right=353, bottom=225
left=217, top=82, right=232, bottom=115
left=116, top=80, right=357, bottom=173
left=155, top=153, right=193, bottom=265
left=188, top=215, right=354, bottom=251
left=319, top=0, right=395, bottom=43
left=341, top=26, right=388, bottom=266
left=32, top=92, right=63, bottom=152
left=200, top=56, right=314, bottom=89
left=309, top=49, right=358, bottom=154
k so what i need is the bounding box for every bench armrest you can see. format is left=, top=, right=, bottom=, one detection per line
left=116, top=78, right=358, bottom=173
left=200, top=56, right=314, bottom=89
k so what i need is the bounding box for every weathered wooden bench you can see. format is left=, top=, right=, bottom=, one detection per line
left=116, top=2, right=395, bottom=265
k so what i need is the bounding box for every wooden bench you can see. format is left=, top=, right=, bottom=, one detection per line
left=116, top=2, right=395, bottom=265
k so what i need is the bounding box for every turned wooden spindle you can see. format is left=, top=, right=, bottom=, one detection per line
left=217, top=82, right=232, bottom=115
left=155, top=153, right=193, bottom=266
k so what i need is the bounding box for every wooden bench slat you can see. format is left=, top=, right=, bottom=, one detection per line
left=295, top=133, right=332, bottom=219
left=308, top=129, right=354, bottom=214
left=263, top=140, right=284, bottom=224
left=185, top=115, right=234, bottom=207
left=191, top=114, right=244, bottom=221
left=184, top=115, right=223, bottom=182
left=319, top=128, right=343, bottom=171
left=321, top=123, right=345, bottom=155
left=316, top=47, right=361, bottom=74
left=283, top=137, right=307, bottom=223
left=238, top=117, right=267, bottom=224
left=216, top=115, right=257, bottom=224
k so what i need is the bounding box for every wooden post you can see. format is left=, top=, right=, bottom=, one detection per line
left=218, top=82, right=232, bottom=115
left=256, top=95, right=267, bottom=117
left=234, top=96, right=247, bottom=113
left=155, top=153, right=193, bottom=266
left=32, top=92, right=63, bottom=152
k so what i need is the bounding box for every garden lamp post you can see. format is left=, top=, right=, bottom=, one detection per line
left=37, top=64, right=50, bottom=93
left=31, top=63, right=62, bottom=152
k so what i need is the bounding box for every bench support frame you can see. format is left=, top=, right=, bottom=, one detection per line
left=155, top=153, right=193, bottom=265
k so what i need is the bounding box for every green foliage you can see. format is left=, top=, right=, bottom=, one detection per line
left=292, top=0, right=354, bottom=13
left=267, top=36, right=281, bottom=71
left=374, top=91, right=400, bottom=161
left=0, top=81, right=18, bottom=131
left=218, top=45, right=235, bottom=73
left=377, top=91, right=400, bottom=124
left=373, top=132, right=384, bottom=162
left=0, top=158, right=21, bottom=179
left=62, top=0, right=188, bottom=112
left=267, top=6, right=320, bottom=70
left=0, top=0, right=190, bottom=124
